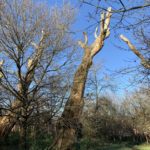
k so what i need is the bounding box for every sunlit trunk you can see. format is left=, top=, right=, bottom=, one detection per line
left=0, top=100, right=20, bottom=140
left=50, top=7, right=112, bottom=150
left=0, top=116, right=16, bottom=140
left=52, top=50, right=92, bottom=150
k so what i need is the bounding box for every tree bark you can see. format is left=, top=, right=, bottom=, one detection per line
left=0, top=116, right=16, bottom=140
left=120, top=35, right=150, bottom=69
left=0, top=100, right=20, bottom=140
left=51, top=7, right=112, bottom=150
left=53, top=49, right=92, bottom=150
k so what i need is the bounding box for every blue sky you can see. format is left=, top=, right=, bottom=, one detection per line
left=38, top=0, right=145, bottom=98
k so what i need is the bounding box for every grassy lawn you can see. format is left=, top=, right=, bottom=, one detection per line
left=134, top=144, right=150, bottom=150
left=80, top=139, right=150, bottom=150
left=81, top=144, right=150, bottom=150
left=98, top=143, right=150, bottom=150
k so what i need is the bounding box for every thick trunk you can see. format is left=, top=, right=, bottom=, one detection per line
left=50, top=8, right=112, bottom=150
left=52, top=50, right=92, bottom=150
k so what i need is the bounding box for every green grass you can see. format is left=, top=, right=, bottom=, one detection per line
left=1, top=136, right=150, bottom=150
left=81, top=143, right=150, bottom=150
left=80, top=139, right=150, bottom=150
left=98, top=144, right=150, bottom=150
left=134, top=144, right=150, bottom=150
left=1, top=143, right=150, bottom=150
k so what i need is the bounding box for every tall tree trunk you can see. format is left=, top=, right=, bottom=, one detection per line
left=53, top=50, right=92, bottom=150
left=51, top=7, right=112, bottom=150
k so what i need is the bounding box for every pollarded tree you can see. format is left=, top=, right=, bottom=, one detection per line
left=51, top=7, right=112, bottom=150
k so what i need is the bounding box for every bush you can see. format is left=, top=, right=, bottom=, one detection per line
left=30, top=134, right=53, bottom=150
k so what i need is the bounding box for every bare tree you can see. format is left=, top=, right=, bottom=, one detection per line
left=50, top=7, right=112, bottom=150
left=85, top=64, right=116, bottom=112
left=0, top=0, right=75, bottom=148
left=121, top=89, right=150, bottom=143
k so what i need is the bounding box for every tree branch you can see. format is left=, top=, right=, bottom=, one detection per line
left=78, top=32, right=88, bottom=49
left=82, top=1, right=150, bottom=13
left=91, top=7, right=112, bottom=57
left=120, top=34, right=150, bottom=69
left=78, top=7, right=112, bottom=58
left=25, top=30, right=47, bottom=84
left=118, top=0, right=126, bottom=10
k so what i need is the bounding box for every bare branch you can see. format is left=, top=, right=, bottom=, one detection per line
left=100, top=12, right=105, bottom=35
left=118, top=3, right=150, bottom=13
left=0, top=60, right=4, bottom=67
left=31, top=29, right=45, bottom=50
left=82, top=1, right=150, bottom=13
left=120, top=34, right=150, bottom=69
left=27, top=30, right=46, bottom=71
left=118, top=0, right=126, bottom=10
left=31, top=42, right=38, bottom=49
left=78, top=32, right=88, bottom=49
left=104, top=7, right=112, bottom=31
left=0, top=60, right=4, bottom=78
left=91, top=7, right=112, bottom=58
left=120, top=35, right=145, bottom=61
left=94, top=26, right=98, bottom=38
left=83, top=32, right=88, bottom=44
left=27, top=58, right=33, bottom=69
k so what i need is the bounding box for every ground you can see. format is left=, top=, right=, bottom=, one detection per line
left=80, top=139, right=150, bottom=150
left=1, top=138, right=150, bottom=150
left=98, top=143, right=150, bottom=150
